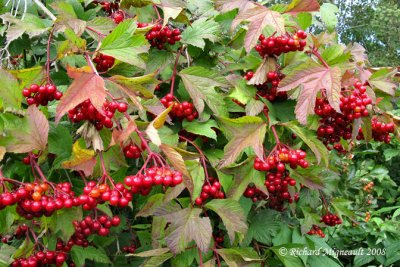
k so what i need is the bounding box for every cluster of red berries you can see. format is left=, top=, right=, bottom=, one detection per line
left=213, top=230, right=225, bottom=245
left=11, top=250, right=67, bottom=267
left=68, top=99, right=128, bottom=130
left=93, top=53, right=115, bottom=72
left=245, top=71, right=287, bottom=102
left=253, top=147, right=308, bottom=210
left=93, top=0, right=119, bottom=15
left=1, top=224, right=28, bottom=243
left=320, top=213, right=342, bottom=226
left=315, top=82, right=372, bottom=151
left=307, top=225, right=325, bottom=238
left=82, top=181, right=132, bottom=208
left=124, top=167, right=183, bottom=196
left=161, top=94, right=198, bottom=121
left=22, top=83, right=63, bottom=106
left=144, top=24, right=181, bottom=50
left=243, top=184, right=268, bottom=202
left=137, top=22, right=149, bottom=28
left=195, top=177, right=225, bottom=206
left=357, top=118, right=395, bottom=144
left=255, top=30, right=307, bottom=57
left=122, top=244, right=137, bottom=253
left=123, top=143, right=142, bottom=159
left=111, top=10, right=124, bottom=24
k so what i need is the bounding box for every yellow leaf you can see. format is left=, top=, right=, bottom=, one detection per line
left=62, top=141, right=96, bottom=176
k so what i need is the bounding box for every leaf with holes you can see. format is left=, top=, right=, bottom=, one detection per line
left=55, top=66, right=106, bottom=123
left=217, top=116, right=266, bottom=168
left=278, top=61, right=341, bottom=124
left=205, top=199, right=248, bottom=243
left=231, top=6, right=285, bottom=52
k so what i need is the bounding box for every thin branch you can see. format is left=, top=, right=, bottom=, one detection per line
left=32, top=0, right=56, bottom=21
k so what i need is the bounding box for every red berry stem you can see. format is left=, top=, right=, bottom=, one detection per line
left=179, top=135, right=210, bottom=182
left=85, top=53, right=99, bottom=75
left=86, top=26, right=106, bottom=37
left=271, top=125, right=281, bottom=146
left=319, top=190, right=330, bottom=212
left=152, top=4, right=162, bottom=20
left=170, top=47, right=183, bottom=95
left=99, top=151, right=116, bottom=187
left=310, top=47, right=329, bottom=69
left=198, top=247, right=204, bottom=267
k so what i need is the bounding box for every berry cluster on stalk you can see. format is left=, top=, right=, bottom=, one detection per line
left=307, top=225, right=325, bottom=238
left=161, top=94, right=198, bottom=122
left=68, top=99, right=128, bottom=130
left=82, top=181, right=132, bottom=208
left=93, top=53, right=115, bottom=72
left=22, top=84, right=63, bottom=106
left=144, top=24, right=181, bottom=50
left=93, top=0, right=119, bottom=15
left=253, top=147, right=308, bottom=210
left=357, top=118, right=395, bottom=143
left=0, top=224, right=28, bottom=243
left=111, top=10, right=125, bottom=24
left=243, top=184, right=268, bottom=202
left=11, top=250, right=68, bottom=267
left=122, top=243, right=137, bottom=254
left=245, top=71, right=287, bottom=102
left=320, top=213, right=342, bottom=226
left=123, top=142, right=142, bottom=159
left=124, top=166, right=183, bottom=196
left=255, top=30, right=307, bottom=57
left=315, top=81, right=372, bottom=151
left=195, top=177, right=225, bottom=206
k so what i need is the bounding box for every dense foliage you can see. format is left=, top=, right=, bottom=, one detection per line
left=0, top=0, right=399, bottom=266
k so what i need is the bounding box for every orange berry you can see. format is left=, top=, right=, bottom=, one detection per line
left=32, top=191, right=42, bottom=201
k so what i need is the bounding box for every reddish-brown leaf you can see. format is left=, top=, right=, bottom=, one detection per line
left=248, top=57, right=277, bottom=85
left=109, top=120, right=137, bottom=147
left=231, top=6, right=285, bottom=53
left=7, top=105, right=49, bottom=153
left=278, top=61, right=341, bottom=124
left=214, top=0, right=256, bottom=13
left=55, top=66, right=106, bottom=123
left=285, top=0, right=320, bottom=14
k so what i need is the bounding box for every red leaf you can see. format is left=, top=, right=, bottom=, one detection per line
left=285, top=0, right=320, bottom=14
left=109, top=120, right=137, bottom=147
left=278, top=61, right=341, bottom=124
left=55, top=67, right=106, bottom=123
left=214, top=0, right=256, bottom=13
left=232, top=6, right=285, bottom=53
left=7, top=106, right=49, bottom=153
left=248, top=57, right=277, bottom=85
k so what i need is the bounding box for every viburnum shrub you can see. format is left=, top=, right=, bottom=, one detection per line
left=0, top=0, right=399, bottom=266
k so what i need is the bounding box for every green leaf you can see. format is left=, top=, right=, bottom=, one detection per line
left=100, top=19, right=149, bottom=69
left=369, top=68, right=397, bottom=96
left=0, top=244, right=16, bottom=266
left=216, top=248, right=261, bottom=267
left=146, top=49, right=174, bottom=73
left=0, top=13, right=50, bottom=43
left=205, top=199, right=248, bottom=243
left=160, top=0, right=185, bottom=26
left=331, top=198, right=354, bottom=220
left=321, top=45, right=345, bottom=64
left=227, top=75, right=257, bottom=105
left=244, top=210, right=281, bottom=245
left=186, top=160, right=205, bottom=200
left=296, top=12, right=313, bottom=30
left=282, top=121, right=329, bottom=166
left=182, top=120, right=219, bottom=140
left=0, top=69, right=21, bottom=109
left=0, top=206, right=15, bottom=235
left=109, top=73, right=158, bottom=98
left=55, top=207, right=83, bottom=241
left=86, top=17, right=115, bottom=38
left=217, top=116, right=266, bottom=168
left=181, top=17, right=220, bottom=49
left=225, top=158, right=266, bottom=200
left=320, top=3, right=339, bottom=32
left=120, top=0, right=153, bottom=8
left=71, top=246, right=111, bottom=267
left=179, top=66, right=229, bottom=117
left=308, top=255, right=342, bottom=267
left=48, top=123, right=73, bottom=167
left=159, top=207, right=212, bottom=253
